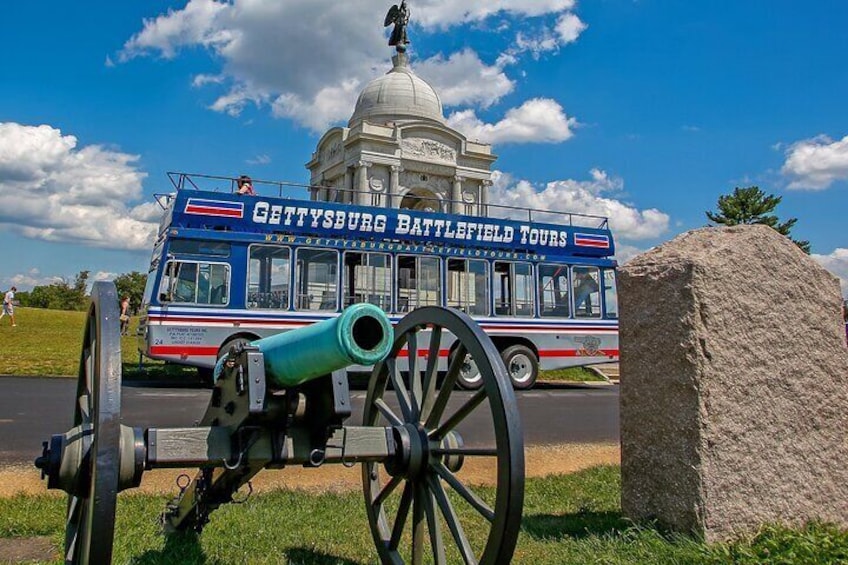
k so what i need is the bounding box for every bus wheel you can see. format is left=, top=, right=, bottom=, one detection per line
left=218, top=337, right=252, bottom=364
left=501, top=345, right=538, bottom=390
left=450, top=347, right=484, bottom=390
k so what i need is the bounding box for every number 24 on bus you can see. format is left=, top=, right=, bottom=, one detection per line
left=138, top=173, right=619, bottom=390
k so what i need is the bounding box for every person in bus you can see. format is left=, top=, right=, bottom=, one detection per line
left=574, top=271, right=599, bottom=315
left=236, top=175, right=255, bottom=196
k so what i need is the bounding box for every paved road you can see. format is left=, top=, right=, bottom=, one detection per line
left=0, top=377, right=619, bottom=465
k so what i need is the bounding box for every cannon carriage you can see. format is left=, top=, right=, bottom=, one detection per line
left=35, top=281, right=525, bottom=564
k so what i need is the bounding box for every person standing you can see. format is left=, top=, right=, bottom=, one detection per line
left=120, top=295, right=131, bottom=336
left=1, top=286, right=16, bottom=327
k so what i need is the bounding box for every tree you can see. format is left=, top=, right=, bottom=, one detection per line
left=706, top=186, right=811, bottom=253
left=19, top=272, right=89, bottom=310
left=114, top=271, right=147, bottom=314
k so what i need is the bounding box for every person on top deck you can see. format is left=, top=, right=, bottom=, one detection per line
left=236, top=175, right=255, bottom=196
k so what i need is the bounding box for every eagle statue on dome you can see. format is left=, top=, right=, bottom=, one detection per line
left=384, top=1, right=410, bottom=52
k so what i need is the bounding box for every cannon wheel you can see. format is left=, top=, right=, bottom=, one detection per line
left=65, top=281, right=123, bottom=564
left=363, top=307, right=524, bottom=565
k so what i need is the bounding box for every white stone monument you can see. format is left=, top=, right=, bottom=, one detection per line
left=306, top=51, right=495, bottom=215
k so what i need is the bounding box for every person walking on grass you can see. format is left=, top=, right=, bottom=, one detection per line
left=1, top=286, right=16, bottom=327
left=120, top=295, right=131, bottom=336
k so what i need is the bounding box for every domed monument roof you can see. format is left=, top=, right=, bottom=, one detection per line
left=349, top=52, right=445, bottom=126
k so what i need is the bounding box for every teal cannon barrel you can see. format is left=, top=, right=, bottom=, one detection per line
left=215, top=303, right=393, bottom=388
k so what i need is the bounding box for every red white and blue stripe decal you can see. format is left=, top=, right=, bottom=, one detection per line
left=574, top=233, right=610, bottom=248
left=185, top=198, right=244, bottom=218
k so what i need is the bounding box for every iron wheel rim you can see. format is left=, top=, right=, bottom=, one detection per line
left=362, top=307, right=524, bottom=565
left=65, top=281, right=122, bottom=565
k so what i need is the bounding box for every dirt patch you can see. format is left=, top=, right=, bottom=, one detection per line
left=0, top=536, right=57, bottom=563
left=0, top=443, right=619, bottom=498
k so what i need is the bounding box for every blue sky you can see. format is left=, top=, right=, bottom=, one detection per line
left=1, top=0, right=846, bottom=295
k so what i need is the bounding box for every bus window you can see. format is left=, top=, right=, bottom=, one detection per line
left=248, top=245, right=290, bottom=309
left=539, top=264, right=570, bottom=318
left=159, top=260, right=230, bottom=305
left=169, top=240, right=231, bottom=257
left=447, top=258, right=489, bottom=316
left=573, top=266, right=601, bottom=318
left=493, top=262, right=534, bottom=317
left=397, top=255, right=440, bottom=313
left=344, top=252, right=391, bottom=310
left=603, top=268, right=618, bottom=319
left=296, top=248, right=338, bottom=311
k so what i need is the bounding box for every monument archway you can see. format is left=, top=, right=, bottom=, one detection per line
left=400, top=187, right=442, bottom=213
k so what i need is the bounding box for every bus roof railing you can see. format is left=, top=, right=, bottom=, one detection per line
left=164, top=171, right=610, bottom=230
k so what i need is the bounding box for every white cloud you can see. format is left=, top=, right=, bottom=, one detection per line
left=119, top=0, right=586, bottom=133
left=271, top=79, right=364, bottom=132
left=781, top=134, right=848, bottom=190
left=447, top=98, right=577, bottom=144
left=93, top=271, right=119, bottom=282
left=7, top=269, right=63, bottom=290
left=499, top=11, right=586, bottom=62
left=413, top=0, right=577, bottom=28
left=0, top=122, right=156, bottom=252
left=247, top=154, right=271, bottom=166
left=613, top=243, right=647, bottom=265
left=192, top=73, right=226, bottom=87
left=488, top=169, right=670, bottom=241
left=120, top=0, right=232, bottom=60
left=812, top=248, right=848, bottom=297
left=554, top=12, right=587, bottom=43
left=415, top=49, right=514, bottom=108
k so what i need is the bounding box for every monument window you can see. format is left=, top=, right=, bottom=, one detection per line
left=538, top=264, right=570, bottom=318
left=447, top=258, right=489, bottom=316
left=295, top=248, right=339, bottom=311
left=247, top=245, right=290, bottom=310
left=396, top=255, right=441, bottom=313
left=343, top=252, right=392, bottom=311
left=494, top=262, right=534, bottom=317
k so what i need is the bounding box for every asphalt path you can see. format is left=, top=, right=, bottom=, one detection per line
left=0, top=376, right=619, bottom=465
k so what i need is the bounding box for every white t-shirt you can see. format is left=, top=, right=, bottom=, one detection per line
left=4, top=290, right=13, bottom=304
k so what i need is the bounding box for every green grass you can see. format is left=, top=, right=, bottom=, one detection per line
left=0, top=306, right=606, bottom=383
left=539, top=366, right=607, bottom=383
left=1, top=467, right=845, bottom=564
left=0, top=307, right=196, bottom=381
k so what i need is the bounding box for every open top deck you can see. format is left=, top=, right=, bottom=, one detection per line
left=156, top=172, right=615, bottom=259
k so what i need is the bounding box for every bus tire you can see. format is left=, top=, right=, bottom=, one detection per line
left=218, top=336, right=253, bottom=364
left=501, top=344, right=538, bottom=390
left=449, top=347, right=484, bottom=390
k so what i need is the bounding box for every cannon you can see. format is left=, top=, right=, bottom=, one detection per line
left=34, top=281, right=525, bottom=564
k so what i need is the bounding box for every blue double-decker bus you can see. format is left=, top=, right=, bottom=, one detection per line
left=138, top=173, right=619, bottom=389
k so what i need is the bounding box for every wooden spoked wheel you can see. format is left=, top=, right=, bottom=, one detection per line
left=64, top=281, right=123, bottom=564
left=363, top=307, right=525, bottom=565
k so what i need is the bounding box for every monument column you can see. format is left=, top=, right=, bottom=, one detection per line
left=480, top=179, right=491, bottom=215
left=355, top=161, right=372, bottom=206
left=310, top=174, right=324, bottom=202
left=389, top=165, right=402, bottom=208
left=452, top=175, right=464, bottom=214
left=343, top=167, right=353, bottom=204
